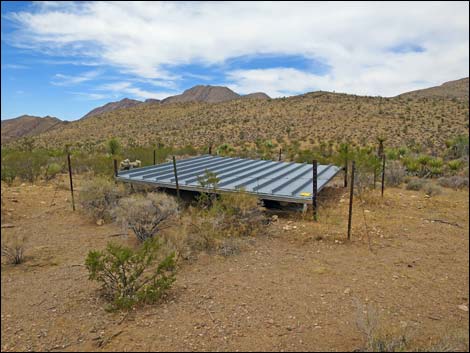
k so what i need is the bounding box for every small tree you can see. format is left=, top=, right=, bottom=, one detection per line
left=114, top=193, right=178, bottom=242
left=85, top=238, right=176, bottom=311
left=107, top=138, right=121, bottom=157
left=196, top=170, right=220, bottom=208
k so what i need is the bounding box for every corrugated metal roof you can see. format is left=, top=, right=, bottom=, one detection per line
left=116, top=155, right=342, bottom=204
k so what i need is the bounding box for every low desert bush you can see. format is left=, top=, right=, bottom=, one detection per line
left=406, top=178, right=427, bottom=191
left=437, top=176, right=469, bottom=189
left=79, top=177, right=127, bottom=222
left=186, top=191, right=267, bottom=255
left=114, top=192, right=178, bottom=242
left=385, top=160, right=406, bottom=187
left=423, top=183, right=443, bottom=197
left=85, top=238, right=176, bottom=311
left=1, top=233, right=26, bottom=265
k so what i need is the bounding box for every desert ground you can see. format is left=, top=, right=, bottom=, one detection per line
left=1, top=175, right=469, bottom=352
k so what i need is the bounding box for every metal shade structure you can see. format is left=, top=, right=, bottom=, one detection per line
left=116, top=155, right=342, bottom=204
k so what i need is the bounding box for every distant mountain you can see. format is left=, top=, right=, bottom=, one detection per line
left=161, top=85, right=241, bottom=104
left=242, top=92, right=270, bottom=100
left=81, top=98, right=142, bottom=119
left=143, top=98, right=161, bottom=105
left=1, top=115, right=66, bottom=143
left=398, top=77, right=469, bottom=100
left=80, top=86, right=270, bottom=119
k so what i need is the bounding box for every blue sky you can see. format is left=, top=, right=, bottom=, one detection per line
left=1, top=1, right=468, bottom=121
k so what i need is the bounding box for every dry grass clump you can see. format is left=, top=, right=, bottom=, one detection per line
left=1, top=233, right=26, bottom=265
left=355, top=300, right=469, bottom=352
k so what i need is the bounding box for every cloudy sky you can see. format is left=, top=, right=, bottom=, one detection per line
left=1, top=1, right=468, bottom=120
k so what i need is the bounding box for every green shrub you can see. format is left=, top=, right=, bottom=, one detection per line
left=114, top=193, right=178, bottom=242
left=417, top=155, right=431, bottom=167
left=1, top=164, right=17, bottom=186
left=447, top=160, right=463, bottom=173
left=403, top=157, right=419, bottom=175
left=2, top=150, right=49, bottom=183
left=85, top=238, right=176, bottom=311
left=44, top=162, right=62, bottom=181
left=216, top=143, right=235, bottom=156
left=75, top=152, right=114, bottom=175
left=107, top=138, right=121, bottom=156
left=79, top=177, right=126, bottom=222
left=429, top=158, right=443, bottom=169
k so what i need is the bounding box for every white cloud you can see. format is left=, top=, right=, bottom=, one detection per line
left=51, top=70, right=101, bottom=86
left=97, top=81, right=174, bottom=100
left=6, top=1, right=470, bottom=96
left=71, top=92, right=110, bottom=100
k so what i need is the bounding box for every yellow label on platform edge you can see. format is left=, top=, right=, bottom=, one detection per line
left=300, top=192, right=312, bottom=197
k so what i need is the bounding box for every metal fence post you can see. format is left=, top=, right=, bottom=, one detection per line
left=153, top=149, right=156, bottom=165
left=312, top=159, right=318, bottom=221
left=67, top=152, right=75, bottom=211
left=347, top=161, right=355, bottom=240
left=344, top=145, right=348, bottom=188
left=381, top=155, right=386, bottom=198
left=279, top=148, right=282, bottom=161
left=113, top=159, right=118, bottom=177
left=172, top=156, right=180, bottom=200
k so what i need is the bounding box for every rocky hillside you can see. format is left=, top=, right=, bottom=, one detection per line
left=242, top=92, right=271, bottom=100
left=81, top=98, right=142, bottom=119
left=80, top=86, right=270, bottom=119
left=20, top=90, right=469, bottom=152
left=1, top=115, right=66, bottom=143
left=161, top=85, right=241, bottom=104
left=398, top=77, right=469, bottom=100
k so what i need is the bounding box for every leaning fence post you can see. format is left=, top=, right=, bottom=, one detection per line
left=344, top=145, right=348, bottom=188
left=172, top=156, right=180, bottom=200
left=381, top=154, right=386, bottom=198
left=312, top=159, right=318, bottom=221
left=347, top=160, right=355, bottom=240
left=278, top=148, right=282, bottom=161
left=67, top=151, right=75, bottom=211
left=113, top=159, right=118, bottom=177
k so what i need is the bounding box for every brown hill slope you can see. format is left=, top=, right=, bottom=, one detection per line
left=1, top=115, right=66, bottom=143
left=81, top=98, right=142, bottom=119
left=161, top=85, right=241, bottom=104
left=242, top=92, right=271, bottom=100
left=23, top=91, right=469, bottom=152
left=398, top=77, right=469, bottom=100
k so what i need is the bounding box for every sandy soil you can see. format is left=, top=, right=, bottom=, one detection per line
left=1, top=176, right=469, bottom=351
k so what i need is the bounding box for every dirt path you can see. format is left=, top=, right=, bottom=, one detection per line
left=1, top=178, right=469, bottom=351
